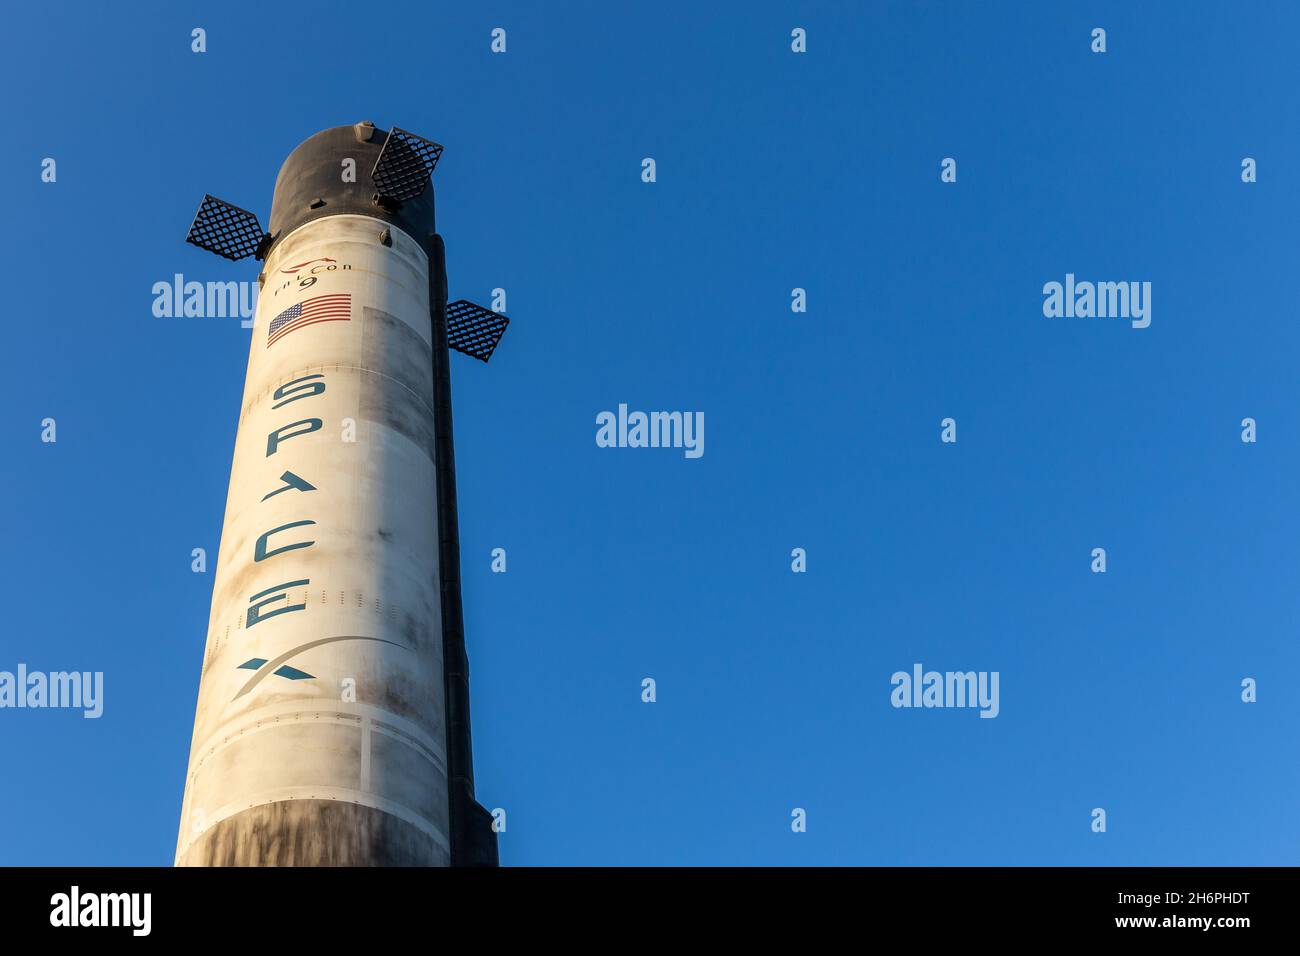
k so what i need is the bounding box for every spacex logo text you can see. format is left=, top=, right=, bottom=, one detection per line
left=50, top=887, right=151, bottom=936
left=233, top=372, right=331, bottom=691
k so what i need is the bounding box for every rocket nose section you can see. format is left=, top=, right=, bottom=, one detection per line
left=267, top=123, right=437, bottom=254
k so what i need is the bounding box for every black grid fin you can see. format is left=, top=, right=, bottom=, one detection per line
left=185, top=195, right=266, bottom=261
left=446, top=300, right=509, bottom=363
left=371, top=127, right=444, bottom=203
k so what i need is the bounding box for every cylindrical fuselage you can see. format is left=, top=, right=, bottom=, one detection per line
left=176, top=177, right=449, bottom=863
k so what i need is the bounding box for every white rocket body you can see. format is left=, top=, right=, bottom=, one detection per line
left=175, top=215, right=450, bottom=865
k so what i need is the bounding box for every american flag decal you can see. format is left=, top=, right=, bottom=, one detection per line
left=266, top=293, right=352, bottom=348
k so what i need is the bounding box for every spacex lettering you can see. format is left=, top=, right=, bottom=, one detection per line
left=243, top=373, right=324, bottom=640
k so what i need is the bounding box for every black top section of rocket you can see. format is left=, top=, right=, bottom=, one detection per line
left=268, top=121, right=439, bottom=255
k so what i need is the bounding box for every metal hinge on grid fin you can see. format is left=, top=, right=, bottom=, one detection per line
left=371, top=127, right=444, bottom=204
left=185, top=194, right=272, bottom=261
left=446, top=300, right=509, bottom=363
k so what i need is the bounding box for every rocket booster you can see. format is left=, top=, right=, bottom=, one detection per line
left=175, top=123, right=496, bottom=866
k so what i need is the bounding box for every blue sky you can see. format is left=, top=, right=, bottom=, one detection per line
left=2, top=1, right=1298, bottom=865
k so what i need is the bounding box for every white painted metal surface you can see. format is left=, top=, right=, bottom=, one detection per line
left=175, top=215, right=448, bottom=865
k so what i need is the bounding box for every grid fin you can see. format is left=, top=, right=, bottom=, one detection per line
left=371, top=127, right=444, bottom=203
left=185, top=194, right=266, bottom=261
left=446, top=300, right=509, bottom=363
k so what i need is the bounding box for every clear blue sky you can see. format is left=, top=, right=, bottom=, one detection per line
left=2, top=1, right=1297, bottom=866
